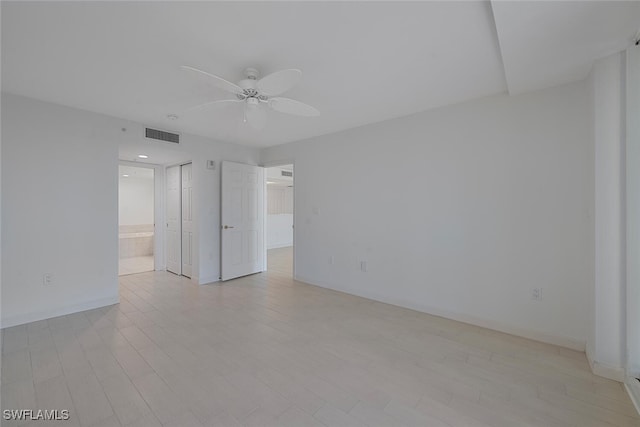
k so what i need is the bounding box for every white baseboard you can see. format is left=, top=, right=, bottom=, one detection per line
left=585, top=346, right=626, bottom=382
left=295, top=274, right=585, bottom=352
left=591, top=362, right=626, bottom=382
left=625, top=378, right=640, bottom=415
left=198, top=275, right=221, bottom=285
left=1, top=295, right=120, bottom=329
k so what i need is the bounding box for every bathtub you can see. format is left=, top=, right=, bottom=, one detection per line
left=119, top=231, right=154, bottom=239
left=119, top=225, right=154, bottom=259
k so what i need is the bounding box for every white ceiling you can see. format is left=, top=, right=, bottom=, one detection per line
left=2, top=2, right=638, bottom=148
left=118, top=139, right=193, bottom=166
left=492, top=1, right=640, bottom=95
left=119, top=165, right=154, bottom=180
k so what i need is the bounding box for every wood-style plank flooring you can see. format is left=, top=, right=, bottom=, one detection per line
left=119, top=256, right=154, bottom=276
left=2, top=246, right=638, bottom=426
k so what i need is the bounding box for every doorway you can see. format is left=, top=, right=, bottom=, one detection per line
left=265, top=164, right=294, bottom=276
left=118, top=165, right=155, bottom=275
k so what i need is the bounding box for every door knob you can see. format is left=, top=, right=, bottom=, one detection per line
left=224, top=225, right=234, bottom=229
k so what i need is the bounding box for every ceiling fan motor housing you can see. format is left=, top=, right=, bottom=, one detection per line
left=244, top=67, right=259, bottom=80
left=238, top=70, right=269, bottom=102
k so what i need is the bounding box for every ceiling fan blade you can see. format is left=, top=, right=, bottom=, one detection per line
left=181, top=65, right=243, bottom=95
left=183, top=99, right=242, bottom=113
left=256, top=69, right=302, bottom=96
left=245, top=104, right=267, bottom=130
left=269, top=97, right=320, bottom=117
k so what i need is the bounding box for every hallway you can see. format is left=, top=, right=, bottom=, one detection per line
left=267, top=246, right=293, bottom=278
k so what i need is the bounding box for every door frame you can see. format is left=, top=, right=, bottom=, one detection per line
left=261, top=160, right=296, bottom=278
left=118, top=160, right=164, bottom=272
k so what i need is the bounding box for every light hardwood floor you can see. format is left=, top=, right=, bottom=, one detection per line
left=119, top=256, right=155, bottom=276
left=2, top=246, right=639, bottom=426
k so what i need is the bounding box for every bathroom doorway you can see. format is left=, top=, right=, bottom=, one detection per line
left=118, top=165, right=155, bottom=275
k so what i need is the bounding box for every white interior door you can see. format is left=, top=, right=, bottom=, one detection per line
left=221, top=161, right=265, bottom=281
left=166, top=165, right=181, bottom=275
left=181, top=163, right=193, bottom=278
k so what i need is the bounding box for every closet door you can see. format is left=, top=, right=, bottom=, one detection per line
left=181, top=163, right=193, bottom=278
left=166, top=165, right=181, bottom=275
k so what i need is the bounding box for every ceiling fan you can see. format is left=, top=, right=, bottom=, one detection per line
left=181, top=65, right=320, bottom=130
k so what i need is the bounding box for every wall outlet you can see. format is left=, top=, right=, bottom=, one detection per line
left=360, top=261, right=367, bottom=272
left=531, top=287, right=542, bottom=301
left=43, top=274, right=53, bottom=286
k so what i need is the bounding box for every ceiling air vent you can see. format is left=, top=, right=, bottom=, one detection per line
left=281, top=170, right=293, bottom=177
left=145, top=128, right=180, bottom=144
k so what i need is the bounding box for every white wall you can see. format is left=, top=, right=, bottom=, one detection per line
left=114, top=121, right=261, bottom=286
left=1, top=2, right=4, bottom=359
left=588, top=52, right=626, bottom=381
left=1, top=93, right=261, bottom=327
left=118, top=170, right=154, bottom=226
left=626, top=46, right=640, bottom=382
left=1, top=93, right=120, bottom=327
left=262, top=80, right=593, bottom=349
left=267, top=214, right=293, bottom=249
left=267, top=184, right=293, bottom=249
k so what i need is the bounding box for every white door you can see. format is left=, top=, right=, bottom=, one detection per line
left=221, top=161, right=265, bottom=281
left=181, top=163, right=193, bottom=278
left=166, top=165, right=181, bottom=275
